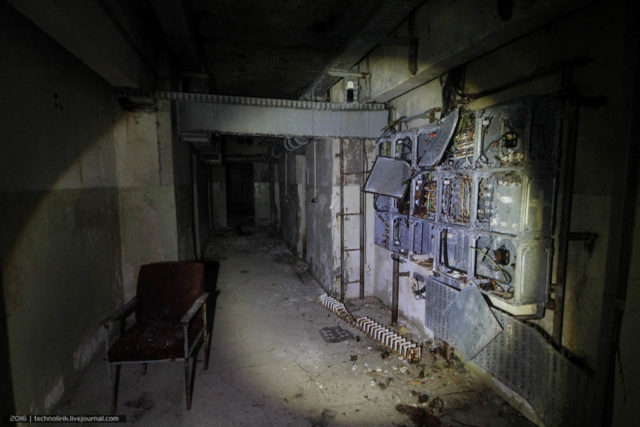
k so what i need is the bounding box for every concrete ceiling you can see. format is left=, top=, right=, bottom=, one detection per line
left=187, top=0, right=387, bottom=99
left=9, top=0, right=414, bottom=98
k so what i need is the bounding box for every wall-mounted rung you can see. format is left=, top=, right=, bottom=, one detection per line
left=346, top=280, right=361, bottom=285
left=338, top=212, right=361, bottom=216
left=344, top=248, right=360, bottom=252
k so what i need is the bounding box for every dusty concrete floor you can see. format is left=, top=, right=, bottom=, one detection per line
left=57, top=227, right=534, bottom=426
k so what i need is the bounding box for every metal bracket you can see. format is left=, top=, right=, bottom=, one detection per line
left=327, top=70, right=369, bottom=79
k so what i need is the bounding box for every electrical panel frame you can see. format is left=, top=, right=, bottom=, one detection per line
left=371, top=96, right=561, bottom=311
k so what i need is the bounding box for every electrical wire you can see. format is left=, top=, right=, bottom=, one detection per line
left=470, top=246, right=512, bottom=285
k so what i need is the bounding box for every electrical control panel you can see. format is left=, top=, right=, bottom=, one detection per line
left=411, top=171, right=438, bottom=221
left=438, top=171, right=474, bottom=226
left=393, top=131, right=415, bottom=163
left=471, top=233, right=552, bottom=305
left=474, top=169, right=555, bottom=236
left=412, top=219, right=437, bottom=257
left=443, top=110, right=476, bottom=169
left=369, top=96, right=560, bottom=310
left=434, top=225, right=471, bottom=289
left=474, top=97, right=561, bottom=169
left=374, top=211, right=390, bottom=248
left=390, top=214, right=411, bottom=254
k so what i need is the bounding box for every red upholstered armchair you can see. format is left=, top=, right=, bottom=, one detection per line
left=103, top=262, right=210, bottom=412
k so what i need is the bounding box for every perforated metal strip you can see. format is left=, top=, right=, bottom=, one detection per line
left=319, top=294, right=421, bottom=362
left=424, top=278, right=592, bottom=426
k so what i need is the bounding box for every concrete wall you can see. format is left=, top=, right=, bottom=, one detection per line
left=614, top=173, right=640, bottom=424
left=274, top=138, right=373, bottom=298
left=327, top=0, right=638, bottom=423
left=0, top=4, right=183, bottom=412
left=254, top=162, right=271, bottom=226
left=172, top=108, right=197, bottom=260
left=195, top=155, right=211, bottom=256
left=210, top=165, right=227, bottom=229
left=113, top=103, right=180, bottom=299
left=278, top=152, right=300, bottom=251
left=0, top=5, right=123, bottom=412
left=303, top=140, right=334, bottom=291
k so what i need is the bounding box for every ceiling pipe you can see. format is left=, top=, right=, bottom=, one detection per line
left=263, top=137, right=311, bottom=162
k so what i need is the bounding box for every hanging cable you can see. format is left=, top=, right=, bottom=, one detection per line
left=470, top=246, right=512, bottom=285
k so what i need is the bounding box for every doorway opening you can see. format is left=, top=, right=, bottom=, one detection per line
left=226, top=162, right=255, bottom=227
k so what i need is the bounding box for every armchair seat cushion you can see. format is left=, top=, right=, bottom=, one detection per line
left=108, top=317, right=203, bottom=362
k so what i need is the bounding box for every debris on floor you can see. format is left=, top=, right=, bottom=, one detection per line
left=55, top=228, right=534, bottom=426
left=412, top=390, right=430, bottom=403
left=310, top=408, right=337, bottom=427
left=319, top=326, right=354, bottom=343
left=377, top=377, right=393, bottom=390
left=395, top=404, right=441, bottom=427
left=431, top=341, right=455, bottom=368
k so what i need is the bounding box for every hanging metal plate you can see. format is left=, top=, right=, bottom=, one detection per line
left=418, top=109, right=460, bottom=167
left=443, top=285, right=503, bottom=361
left=364, top=156, right=411, bottom=198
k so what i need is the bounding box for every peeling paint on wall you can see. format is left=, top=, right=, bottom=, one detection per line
left=43, top=376, right=64, bottom=412
left=73, top=328, right=102, bottom=371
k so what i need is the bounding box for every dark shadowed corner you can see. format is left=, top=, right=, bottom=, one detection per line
left=1, top=264, right=16, bottom=426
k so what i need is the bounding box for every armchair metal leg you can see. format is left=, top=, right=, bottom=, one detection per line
left=203, top=329, right=211, bottom=371
left=203, top=301, right=211, bottom=370
left=184, top=357, right=192, bottom=410
left=109, top=364, right=121, bottom=414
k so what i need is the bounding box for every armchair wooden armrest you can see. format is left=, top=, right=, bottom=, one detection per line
left=181, top=293, right=209, bottom=325
left=103, top=297, right=137, bottom=328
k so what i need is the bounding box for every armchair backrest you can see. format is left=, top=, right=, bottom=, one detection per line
left=136, top=262, right=204, bottom=324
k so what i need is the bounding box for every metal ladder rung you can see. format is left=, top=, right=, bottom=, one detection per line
left=346, top=280, right=361, bottom=285
left=344, top=248, right=360, bottom=252
left=338, top=212, right=361, bottom=216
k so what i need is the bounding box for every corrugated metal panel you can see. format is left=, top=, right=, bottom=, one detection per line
left=425, top=278, right=592, bottom=426
left=175, top=99, right=388, bottom=138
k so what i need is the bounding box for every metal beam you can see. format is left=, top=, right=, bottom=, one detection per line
left=371, top=0, right=592, bottom=102
left=302, top=0, right=425, bottom=100
left=173, top=93, right=387, bottom=138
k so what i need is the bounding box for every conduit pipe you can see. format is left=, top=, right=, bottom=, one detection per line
left=391, top=254, right=410, bottom=325
left=391, top=255, right=400, bottom=325
left=263, top=137, right=311, bottom=162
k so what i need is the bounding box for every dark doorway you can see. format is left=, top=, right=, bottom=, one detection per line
left=226, top=162, right=254, bottom=226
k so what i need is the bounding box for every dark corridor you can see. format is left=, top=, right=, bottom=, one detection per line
left=226, top=163, right=254, bottom=226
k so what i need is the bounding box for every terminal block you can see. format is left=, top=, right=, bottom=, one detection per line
left=443, top=110, right=476, bottom=168
left=438, top=172, right=473, bottom=226
left=411, top=171, right=437, bottom=221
